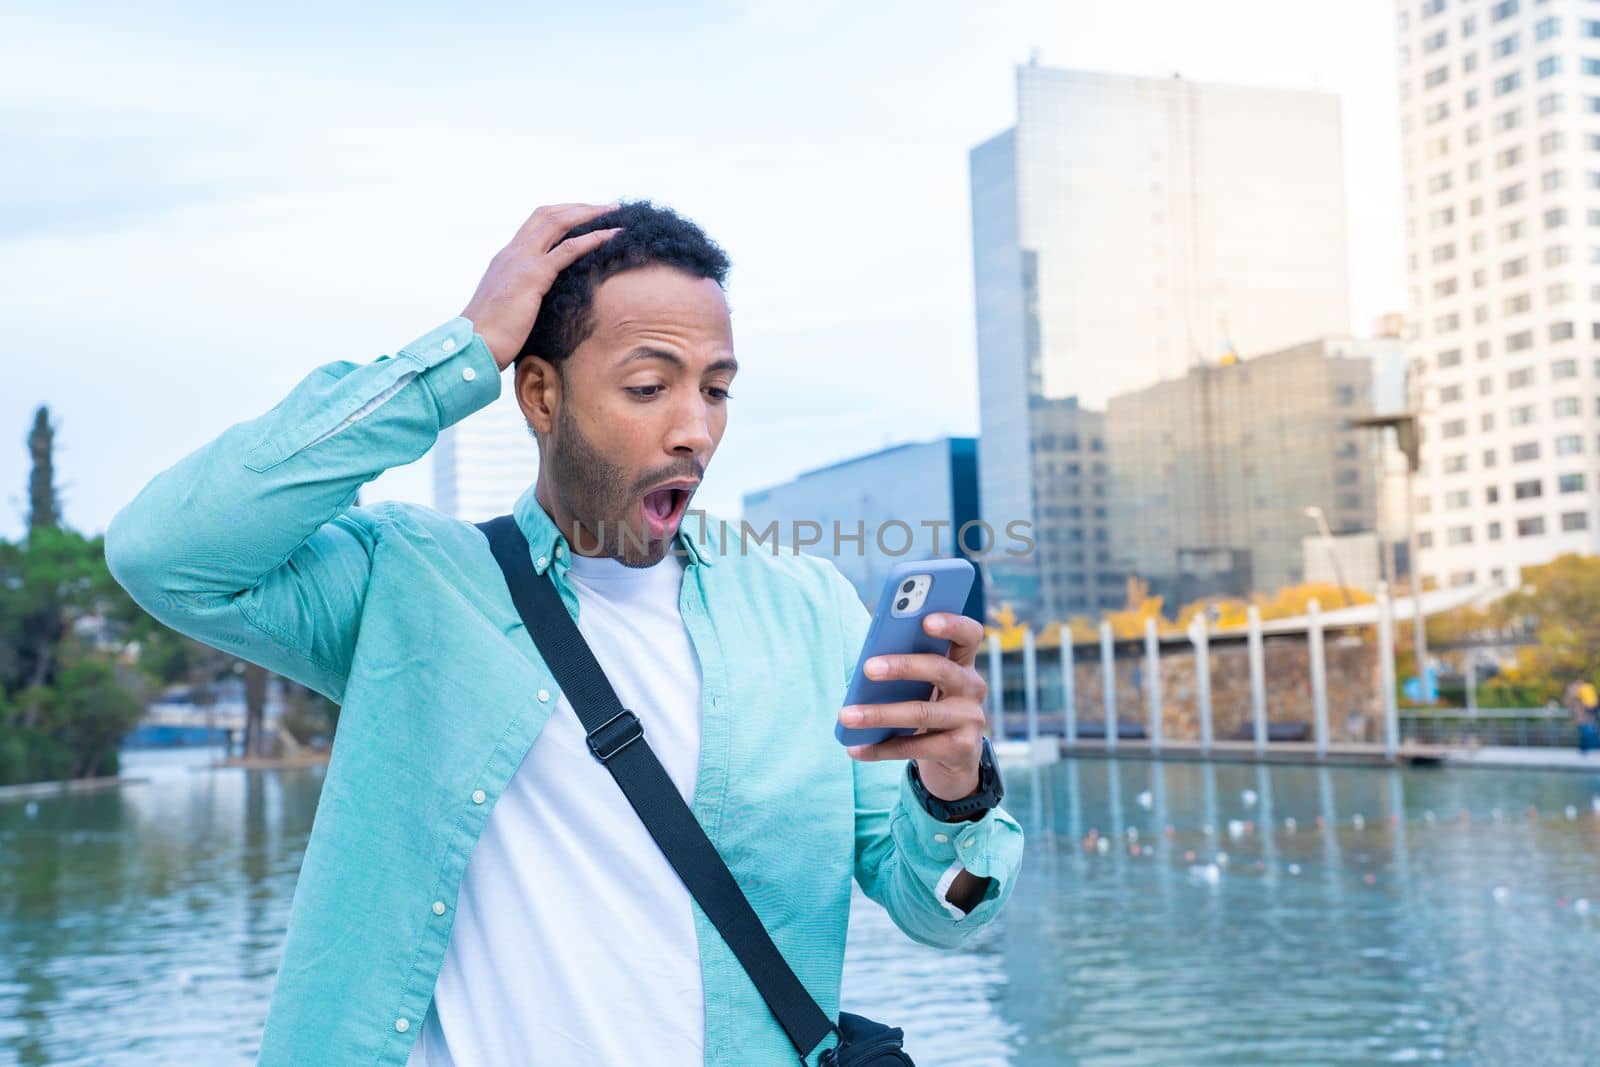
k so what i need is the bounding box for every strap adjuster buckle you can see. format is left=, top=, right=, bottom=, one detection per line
left=586, top=709, right=644, bottom=763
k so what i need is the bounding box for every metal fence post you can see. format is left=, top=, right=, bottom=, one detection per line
left=1145, top=616, right=1163, bottom=754
left=1309, top=597, right=1329, bottom=759
left=1248, top=605, right=1268, bottom=757
left=1062, top=636, right=1077, bottom=746
left=1192, top=615, right=1213, bottom=755
left=1377, top=582, right=1400, bottom=760
left=1023, top=627, right=1039, bottom=749
left=1100, top=620, right=1118, bottom=753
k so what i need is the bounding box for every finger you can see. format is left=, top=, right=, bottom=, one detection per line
left=542, top=227, right=623, bottom=274
left=862, top=650, right=976, bottom=696
left=925, top=612, right=982, bottom=668
left=847, top=730, right=969, bottom=764
left=839, top=696, right=983, bottom=733
left=512, top=202, right=619, bottom=249
left=524, top=202, right=623, bottom=252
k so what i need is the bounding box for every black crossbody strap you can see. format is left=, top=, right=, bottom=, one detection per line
left=475, top=515, right=837, bottom=1063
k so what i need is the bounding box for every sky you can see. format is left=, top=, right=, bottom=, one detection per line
left=0, top=0, right=1406, bottom=541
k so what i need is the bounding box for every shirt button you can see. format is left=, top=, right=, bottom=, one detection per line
left=471, top=789, right=487, bottom=805
left=933, top=833, right=949, bottom=844
left=554, top=543, right=565, bottom=557
left=432, top=900, right=447, bottom=916
left=395, top=1018, right=410, bottom=1033
left=461, top=365, right=476, bottom=382
left=536, top=556, right=548, bottom=570
left=442, top=337, right=458, bottom=354
left=960, top=838, right=974, bottom=849
left=537, top=688, right=551, bottom=703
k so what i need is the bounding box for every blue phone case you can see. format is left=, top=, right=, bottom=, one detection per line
left=835, top=557, right=977, bottom=747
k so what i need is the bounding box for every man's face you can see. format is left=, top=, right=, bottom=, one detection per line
left=518, top=264, right=736, bottom=567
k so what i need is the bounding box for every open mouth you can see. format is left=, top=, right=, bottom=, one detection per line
left=640, top=486, right=691, bottom=539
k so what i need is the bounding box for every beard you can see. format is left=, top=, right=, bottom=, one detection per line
left=543, top=396, right=691, bottom=568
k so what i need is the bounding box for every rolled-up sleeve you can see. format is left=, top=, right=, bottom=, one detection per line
left=820, top=562, right=1025, bottom=948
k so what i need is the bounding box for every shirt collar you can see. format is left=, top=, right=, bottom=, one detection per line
left=512, top=482, right=715, bottom=575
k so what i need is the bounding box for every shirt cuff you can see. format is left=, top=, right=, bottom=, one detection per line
left=405, top=317, right=503, bottom=429
left=891, top=763, right=1005, bottom=916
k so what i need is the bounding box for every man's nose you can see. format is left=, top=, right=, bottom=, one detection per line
left=667, top=397, right=715, bottom=455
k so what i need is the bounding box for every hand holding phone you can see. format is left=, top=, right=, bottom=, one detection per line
left=834, top=558, right=977, bottom=748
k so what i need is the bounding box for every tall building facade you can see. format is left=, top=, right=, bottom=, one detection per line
left=741, top=438, right=986, bottom=622
left=1398, top=0, right=1600, bottom=589
left=432, top=388, right=538, bottom=522
left=1027, top=398, right=1123, bottom=618
left=971, top=63, right=1353, bottom=621
left=1106, top=338, right=1379, bottom=603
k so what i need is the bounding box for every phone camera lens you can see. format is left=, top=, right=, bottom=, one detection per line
left=896, top=597, right=910, bottom=610
left=900, top=580, right=914, bottom=593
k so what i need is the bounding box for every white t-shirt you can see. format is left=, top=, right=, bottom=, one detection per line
left=407, top=548, right=705, bottom=1065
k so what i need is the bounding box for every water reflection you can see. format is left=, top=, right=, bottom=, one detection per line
left=4, top=753, right=1600, bottom=1064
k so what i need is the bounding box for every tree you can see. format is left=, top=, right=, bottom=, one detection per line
left=1486, top=553, right=1600, bottom=703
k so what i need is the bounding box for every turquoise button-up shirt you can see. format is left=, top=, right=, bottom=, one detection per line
left=105, top=317, right=1025, bottom=1066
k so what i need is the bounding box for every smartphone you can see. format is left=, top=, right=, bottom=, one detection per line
left=834, top=557, right=977, bottom=747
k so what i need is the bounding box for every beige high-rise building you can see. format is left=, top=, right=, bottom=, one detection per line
left=1106, top=338, right=1379, bottom=603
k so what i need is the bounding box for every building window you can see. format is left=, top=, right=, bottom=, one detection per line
left=1512, top=441, right=1541, bottom=462
left=1556, top=433, right=1584, bottom=455
left=1518, top=516, right=1547, bottom=537
left=1538, top=56, right=1561, bottom=79
left=1543, top=169, right=1566, bottom=191
left=1560, top=472, right=1587, bottom=492
left=1503, top=256, right=1529, bottom=279
left=1501, top=218, right=1526, bottom=241
left=1507, top=329, right=1534, bottom=351
left=1484, top=448, right=1499, bottom=468
left=1489, top=521, right=1504, bottom=540
left=1419, top=530, right=1435, bottom=548
left=1425, top=29, right=1449, bottom=52
left=1508, top=366, right=1536, bottom=388
left=1551, top=320, right=1576, bottom=341
left=1446, top=489, right=1472, bottom=508
left=1426, top=65, right=1451, bottom=89
left=1563, top=511, right=1590, bottom=531
left=1514, top=478, right=1544, bottom=499
left=1491, top=0, right=1518, bottom=24
left=1536, top=16, right=1560, bottom=41
left=1510, top=403, right=1538, bottom=425
left=1444, top=453, right=1469, bottom=473
left=1505, top=292, right=1532, bottom=314
left=1546, top=208, right=1569, bottom=229
left=1439, top=347, right=1464, bottom=368
left=1487, top=486, right=1501, bottom=504
left=1496, top=108, right=1523, bottom=132
left=1493, top=34, right=1520, bottom=60
left=1441, top=383, right=1464, bottom=403
left=1443, top=418, right=1468, bottom=439
left=1499, top=182, right=1526, bottom=206
left=1547, top=246, right=1572, bottom=267
left=1482, top=412, right=1497, bottom=432
left=1555, top=395, right=1582, bottom=416
left=1448, top=526, right=1474, bottom=545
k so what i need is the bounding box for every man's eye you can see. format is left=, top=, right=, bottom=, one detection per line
left=627, top=386, right=664, bottom=399
left=707, top=387, right=734, bottom=401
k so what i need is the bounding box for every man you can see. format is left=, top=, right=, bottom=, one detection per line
left=107, top=201, right=1024, bottom=1065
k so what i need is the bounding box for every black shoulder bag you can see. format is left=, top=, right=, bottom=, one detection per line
left=476, top=516, right=914, bottom=1066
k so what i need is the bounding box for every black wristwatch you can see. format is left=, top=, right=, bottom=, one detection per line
left=907, top=735, right=1005, bottom=823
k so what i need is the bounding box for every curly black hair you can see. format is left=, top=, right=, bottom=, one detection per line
left=517, top=200, right=732, bottom=367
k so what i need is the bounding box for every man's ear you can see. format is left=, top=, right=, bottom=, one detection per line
left=515, top=356, right=561, bottom=438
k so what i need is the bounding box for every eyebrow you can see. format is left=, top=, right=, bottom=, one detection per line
left=618, top=346, right=739, bottom=375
